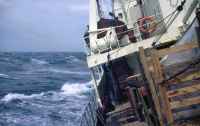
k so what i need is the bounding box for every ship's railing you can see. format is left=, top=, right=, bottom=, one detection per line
left=84, top=14, right=166, bottom=55
left=88, top=16, right=164, bottom=39
left=80, top=90, right=98, bottom=126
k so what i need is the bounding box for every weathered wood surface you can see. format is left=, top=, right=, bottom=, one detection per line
left=106, top=102, right=148, bottom=126
left=170, top=97, right=200, bottom=109
left=157, top=42, right=199, bottom=58
left=139, top=47, right=164, bottom=126
left=139, top=42, right=200, bottom=126
left=168, top=84, right=200, bottom=98
left=150, top=50, right=174, bottom=123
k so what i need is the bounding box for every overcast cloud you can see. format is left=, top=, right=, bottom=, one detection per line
left=0, top=0, right=89, bottom=52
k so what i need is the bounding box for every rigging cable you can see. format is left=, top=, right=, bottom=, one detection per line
left=102, top=10, right=178, bottom=64
left=152, top=0, right=187, bottom=47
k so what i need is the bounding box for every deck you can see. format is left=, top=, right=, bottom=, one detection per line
left=106, top=102, right=147, bottom=126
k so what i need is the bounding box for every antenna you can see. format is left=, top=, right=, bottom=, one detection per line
left=97, top=0, right=104, bottom=17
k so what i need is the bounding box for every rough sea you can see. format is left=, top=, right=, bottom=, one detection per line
left=0, top=52, right=92, bottom=126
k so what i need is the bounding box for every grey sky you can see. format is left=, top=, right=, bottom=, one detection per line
left=0, top=0, right=89, bottom=52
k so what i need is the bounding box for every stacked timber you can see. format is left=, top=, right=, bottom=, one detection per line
left=139, top=40, right=200, bottom=126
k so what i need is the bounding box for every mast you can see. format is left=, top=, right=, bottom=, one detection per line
left=89, top=0, right=102, bottom=107
left=89, top=0, right=100, bottom=53
left=97, top=0, right=104, bottom=17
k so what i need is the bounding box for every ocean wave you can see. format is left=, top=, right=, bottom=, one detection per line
left=1, top=81, right=92, bottom=103
left=0, top=73, right=20, bottom=80
left=61, top=81, right=92, bottom=95
left=31, top=58, right=48, bottom=65
left=1, top=92, right=44, bottom=103
left=65, top=56, right=83, bottom=63
left=0, top=73, right=10, bottom=79
left=48, top=68, right=90, bottom=75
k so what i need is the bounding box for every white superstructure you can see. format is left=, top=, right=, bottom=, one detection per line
left=86, top=0, right=199, bottom=68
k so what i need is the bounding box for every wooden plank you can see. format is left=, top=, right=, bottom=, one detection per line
left=173, top=108, right=200, bottom=121
left=170, top=97, right=200, bottom=109
left=180, top=71, right=200, bottom=82
left=168, top=84, right=200, bottom=98
left=139, top=47, right=164, bottom=126
left=151, top=50, right=174, bottom=124
left=157, top=42, right=199, bottom=58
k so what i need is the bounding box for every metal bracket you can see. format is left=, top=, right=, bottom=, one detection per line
left=196, top=8, right=200, bottom=25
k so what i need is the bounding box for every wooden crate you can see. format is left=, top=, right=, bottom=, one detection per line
left=139, top=42, right=200, bottom=126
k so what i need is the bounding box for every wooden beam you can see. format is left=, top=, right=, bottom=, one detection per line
left=180, top=71, right=200, bottom=82
left=170, top=97, right=200, bottom=109
left=157, top=42, right=199, bottom=58
left=139, top=47, right=164, bottom=126
left=151, top=50, right=174, bottom=124
left=168, top=84, right=200, bottom=98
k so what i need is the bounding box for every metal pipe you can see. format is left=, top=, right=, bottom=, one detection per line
left=88, top=102, right=95, bottom=126
left=183, top=0, right=199, bottom=24
left=90, top=68, right=103, bottom=108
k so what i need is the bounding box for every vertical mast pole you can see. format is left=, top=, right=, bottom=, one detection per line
left=89, top=0, right=99, bottom=53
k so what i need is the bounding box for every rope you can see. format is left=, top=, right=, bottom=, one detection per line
left=152, top=10, right=178, bottom=47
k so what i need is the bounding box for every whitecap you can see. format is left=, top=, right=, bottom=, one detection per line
left=0, top=73, right=10, bottom=79
left=61, top=81, right=92, bottom=95
left=48, top=68, right=90, bottom=75
left=1, top=92, right=44, bottom=103
left=1, top=81, right=92, bottom=103
left=31, top=58, right=48, bottom=65
left=65, top=56, right=83, bottom=63
left=0, top=73, right=19, bottom=80
left=65, top=56, right=76, bottom=60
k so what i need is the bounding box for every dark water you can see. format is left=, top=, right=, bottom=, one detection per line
left=0, top=52, right=91, bottom=126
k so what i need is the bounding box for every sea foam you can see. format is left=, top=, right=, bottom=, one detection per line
left=48, top=68, right=90, bottom=75
left=1, top=93, right=44, bottom=103
left=61, top=81, right=92, bottom=95
left=0, top=73, right=9, bottom=78
left=1, top=81, right=92, bottom=103
left=65, top=56, right=83, bottom=63
left=31, top=58, right=48, bottom=65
